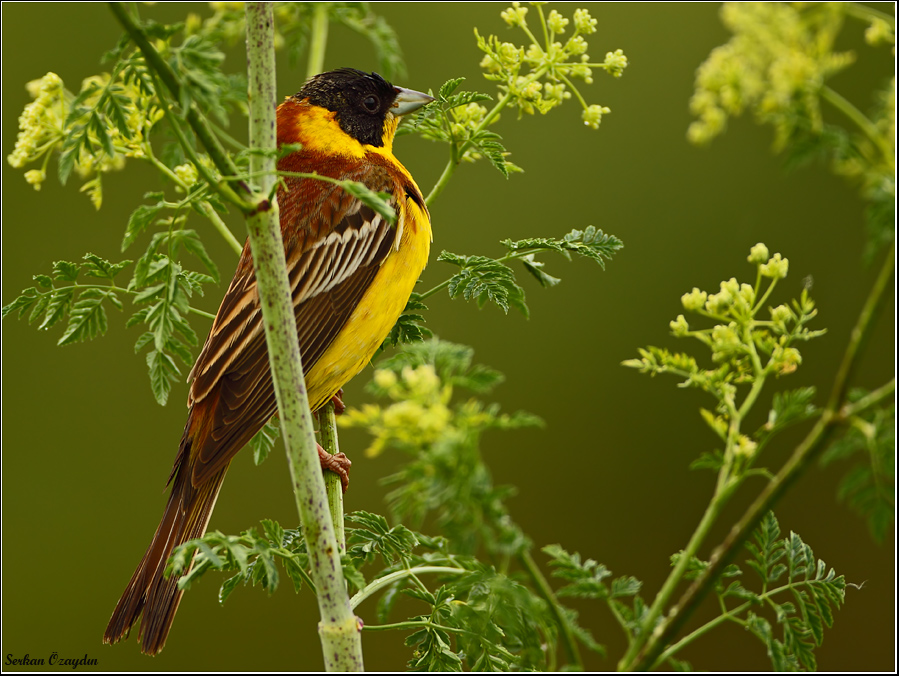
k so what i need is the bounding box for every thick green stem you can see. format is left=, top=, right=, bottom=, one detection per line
left=244, top=4, right=361, bottom=670
left=306, top=3, right=329, bottom=79
left=625, top=246, right=895, bottom=671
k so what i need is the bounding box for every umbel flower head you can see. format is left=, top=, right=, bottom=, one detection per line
left=478, top=3, right=627, bottom=128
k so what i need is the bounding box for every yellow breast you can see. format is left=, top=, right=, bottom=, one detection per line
left=305, top=173, right=431, bottom=411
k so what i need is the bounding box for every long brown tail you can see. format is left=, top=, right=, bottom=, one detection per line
left=103, top=434, right=228, bottom=656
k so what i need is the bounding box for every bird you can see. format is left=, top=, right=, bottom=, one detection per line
left=103, top=68, right=434, bottom=656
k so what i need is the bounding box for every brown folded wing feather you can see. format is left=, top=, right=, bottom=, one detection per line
left=185, top=160, right=398, bottom=486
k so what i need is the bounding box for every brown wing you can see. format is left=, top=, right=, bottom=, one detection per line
left=183, top=161, right=399, bottom=486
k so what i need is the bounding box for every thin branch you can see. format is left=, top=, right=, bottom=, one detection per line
left=108, top=2, right=255, bottom=213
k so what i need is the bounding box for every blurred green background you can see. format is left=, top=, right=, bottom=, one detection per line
left=2, top=2, right=894, bottom=672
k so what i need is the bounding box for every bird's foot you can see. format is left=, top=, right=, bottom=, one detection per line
left=317, top=443, right=351, bottom=492
left=329, top=388, right=346, bottom=415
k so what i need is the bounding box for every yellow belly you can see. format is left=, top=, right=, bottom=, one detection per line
left=304, top=194, right=430, bottom=411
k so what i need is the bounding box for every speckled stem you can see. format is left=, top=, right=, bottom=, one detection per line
left=319, top=402, right=346, bottom=553
left=245, top=4, right=362, bottom=670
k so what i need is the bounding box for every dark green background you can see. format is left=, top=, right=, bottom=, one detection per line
left=2, top=3, right=894, bottom=672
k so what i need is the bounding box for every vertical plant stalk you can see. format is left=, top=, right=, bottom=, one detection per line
left=244, top=3, right=362, bottom=670
left=624, top=246, right=895, bottom=672
left=306, top=2, right=330, bottom=79
left=319, top=402, right=346, bottom=552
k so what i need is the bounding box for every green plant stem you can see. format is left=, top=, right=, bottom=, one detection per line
left=197, top=200, right=244, bottom=255
left=821, top=86, right=893, bottom=162
left=143, top=145, right=243, bottom=255
left=187, top=305, right=216, bottom=320
left=518, top=549, right=582, bottom=669
left=307, top=3, right=329, bottom=79
left=319, top=401, right=345, bottom=553
left=617, top=483, right=736, bottom=671
left=108, top=2, right=255, bottom=214
left=243, top=4, right=361, bottom=670
left=349, top=566, right=465, bottom=609
left=625, top=246, right=895, bottom=672
left=842, top=378, right=895, bottom=418
left=653, top=603, right=743, bottom=668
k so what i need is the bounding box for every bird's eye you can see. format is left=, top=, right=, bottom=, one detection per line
left=362, top=95, right=379, bottom=112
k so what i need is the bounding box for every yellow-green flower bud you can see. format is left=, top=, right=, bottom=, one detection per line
left=760, top=253, right=789, bottom=279
left=681, top=288, right=708, bottom=312
left=705, top=289, right=733, bottom=315
left=747, top=242, right=769, bottom=265
left=735, top=435, right=758, bottom=457
left=582, top=104, right=610, bottom=130
left=603, top=49, right=628, bottom=77
left=573, top=8, right=597, bottom=34
left=567, top=35, right=589, bottom=56
left=373, top=369, right=397, bottom=390
left=670, top=314, right=690, bottom=337
left=772, top=345, right=802, bottom=375
left=770, top=304, right=793, bottom=324
left=547, top=9, right=569, bottom=34
left=174, top=162, right=198, bottom=187
left=24, top=169, right=45, bottom=191
left=711, top=323, right=741, bottom=352
left=865, top=18, right=894, bottom=46
left=500, top=2, right=528, bottom=27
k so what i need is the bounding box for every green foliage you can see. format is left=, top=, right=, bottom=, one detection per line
left=126, top=254, right=213, bottom=405
left=2, top=254, right=130, bottom=345
left=821, top=389, right=895, bottom=542
left=379, top=294, right=433, bottom=352
left=402, top=77, right=517, bottom=176
left=341, top=339, right=540, bottom=557
left=735, top=513, right=848, bottom=672
left=250, top=418, right=280, bottom=465
left=624, top=244, right=826, bottom=488
left=168, top=519, right=311, bottom=602
left=434, top=226, right=622, bottom=316
left=688, top=2, right=895, bottom=252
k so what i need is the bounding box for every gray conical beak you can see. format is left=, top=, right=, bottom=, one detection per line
left=392, top=87, right=435, bottom=116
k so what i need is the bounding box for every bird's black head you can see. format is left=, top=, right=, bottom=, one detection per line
left=297, top=68, right=401, bottom=147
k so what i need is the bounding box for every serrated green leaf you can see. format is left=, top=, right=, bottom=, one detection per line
left=122, top=202, right=166, bottom=251
left=146, top=348, right=179, bottom=405
left=250, top=418, right=279, bottom=465
left=27, top=293, right=51, bottom=326
left=82, top=253, right=132, bottom=280
left=57, top=289, right=109, bottom=345
left=521, top=254, right=561, bottom=288
left=38, top=287, right=75, bottom=331
left=218, top=573, right=242, bottom=605
left=52, top=260, right=80, bottom=282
